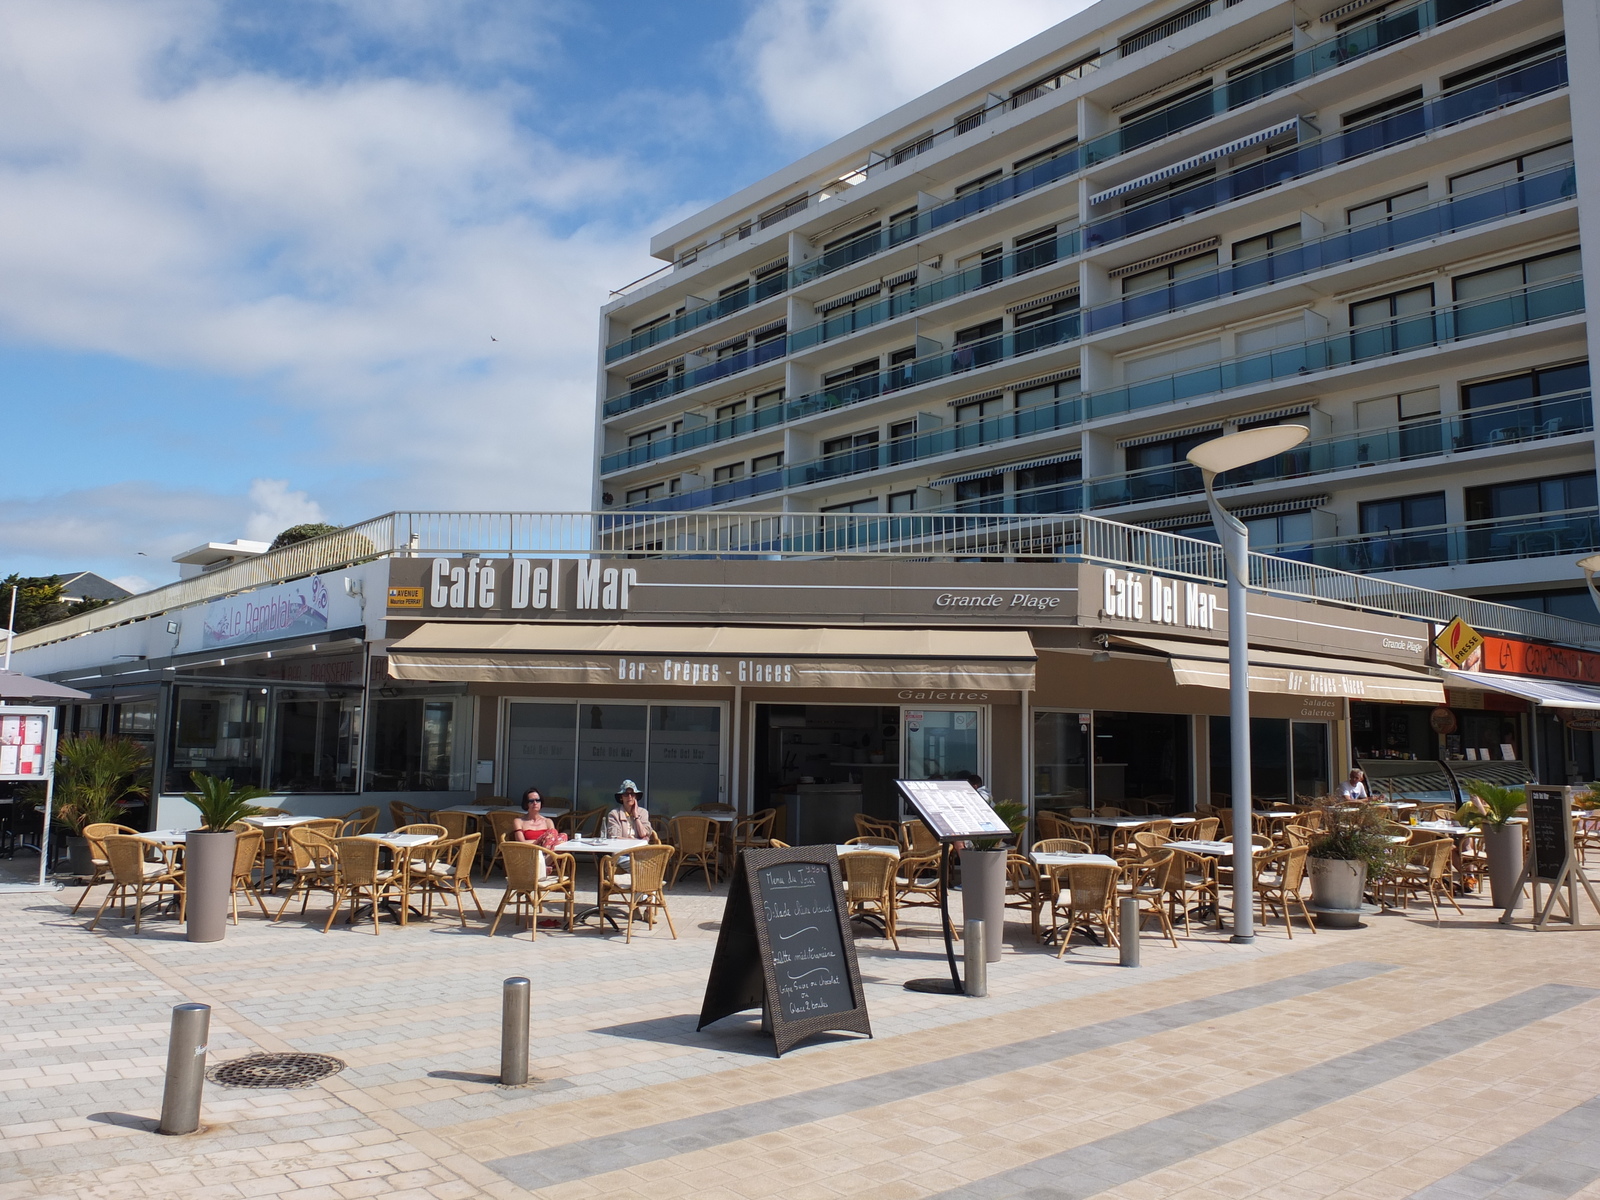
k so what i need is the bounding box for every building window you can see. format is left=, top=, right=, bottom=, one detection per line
left=1016, top=376, right=1081, bottom=408
left=953, top=319, right=1003, bottom=371
left=715, top=400, right=746, bottom=422
left=888, top=419, right=916, bottom=441
left=627, top=426, right=667, bottom=447
left=1349, top=284, right=1434, bottom=355
left=821, top=497, right=881, bottom=514
left=167, top=687, right=267, bottom=791
left=1347, top=185, right=1428, bottom=227
left=752, top=452, right=783, bottom=475
left=955, top=475, right=1004, bottom=513
left=625, top=482, right=668, bottom=504
left=888, top=490, right=917, bottom=512
left=1231, top=224, right=1301, bottom=262
left=1441, top=35, right=1565, bottom=94
left=1012, top=137, right=1078, bottom=173
left=1014, top=460, right=1081, bottom=513
left=1361, top=492, right=1446, bottom=534
left=1450, top=141, right=1573, bottom=193
left=1341, top=87, right=1423, bottom=128
left=752, top=387, right=784, bottom=408
left=712, top=463, right=745, bottom=484
left=1453, top=247, right=1581, bottom=302
left=1466, top=473, right=1597, bottom=521
left=272, top=694, right=361, bottom=793
left=1356, top=492, right=1448, bottom=569
left=886, top=345, right=918, bottom=390
left=955, top=396, right=1005, bottom=423
left=1355, top=388, right=1441, bottom=429
left=822, top=430, right=880, bottom=457
left=955, top=170, right=1003, bottom=198
left=366, top=696, right=472, bottom=792
left=1121, top=249, right=1218, bottom=297
left=1461, top=361, right=1589, bottom=409
left=759, top=194, right=806, bottom=229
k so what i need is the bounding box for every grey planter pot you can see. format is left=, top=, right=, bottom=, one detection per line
left=959, top=847, right=1008, bottom=962
left=1483, top=824, right=1524, bottom=912
left=185, top=830, right=236, bottom=943
left=65, top=836, right=94, bottom=877
left=1309, top=857, right=1367, bottom=928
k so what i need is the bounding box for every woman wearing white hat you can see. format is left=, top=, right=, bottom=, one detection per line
left=604, top=779, right=654, bottom=841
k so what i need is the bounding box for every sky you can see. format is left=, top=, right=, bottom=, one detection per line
left=0, top=0, right=1088, bottom=593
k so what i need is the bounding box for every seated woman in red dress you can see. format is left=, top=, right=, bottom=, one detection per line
left=511, top=789, right=567, bottom=848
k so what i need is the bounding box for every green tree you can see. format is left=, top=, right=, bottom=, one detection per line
left=0, top=575, right=112, bottom=634
left=269, top=523, right=342, bottom=551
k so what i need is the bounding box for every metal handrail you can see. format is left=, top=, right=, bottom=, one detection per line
left=13, top=509, right=1600, bottom=651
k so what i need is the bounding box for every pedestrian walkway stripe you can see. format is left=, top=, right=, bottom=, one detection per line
left=488, top=960, right=1395, bottom=1189
left=1404, top=1092, right=1600, bottom=1200
left=928, top=983, right=1597, bottom=1200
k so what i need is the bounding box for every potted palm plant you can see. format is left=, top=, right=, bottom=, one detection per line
left=183, top=772, right=271, bottom=943
left=51, top=736, right=150, bottom=875
left=1306, top=800, right=1399, bottom=927
left=1458, top=779, right=1527, bottom=910
left=960, top=799, right=1026, bottom=963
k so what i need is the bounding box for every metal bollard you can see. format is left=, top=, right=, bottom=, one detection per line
left=963, top=919, right=988, bottom=997
left=501, top=977, right=531, bottom=1086
left=1119, top=898, right=1140, bottom=968
left=158, top=1003, right=210, bottom=1135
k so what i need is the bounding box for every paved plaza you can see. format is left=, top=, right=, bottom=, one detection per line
left=6, top=873, right=1600, bottom=1200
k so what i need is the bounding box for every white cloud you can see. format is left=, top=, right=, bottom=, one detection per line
left=243, top=478, right=325, bottom=543
left=0, top=0, right=660, bottom=558
left=738, top=0, right=1091, bottom=142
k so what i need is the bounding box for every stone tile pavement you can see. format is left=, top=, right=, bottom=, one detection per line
left=7, top=867, right=1600, bottom=1199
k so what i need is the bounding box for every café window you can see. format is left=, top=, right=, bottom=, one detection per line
left=167, top=686, right=268, bottom=792
left=1092, top=711, right=1190, bottom=813
left=271, top=692, right=361, bottom=793
left=366, top=695, right=473, bottom=792
left=1209, top=717, right=1331, bottom=803
left=1033, top=711, right=1090, bottom=808
left=504, top=701, right=722, bottom=816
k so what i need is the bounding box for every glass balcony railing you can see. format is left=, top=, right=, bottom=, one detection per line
left=1084, top=50, right=1568, bottom=250
left=1087, top=163, right=1574, bottom=332
left=620, top=275, right=1582, bottom=508
left=788, top=228, right=1083, bottom=353
left=1083, top=390, right=1593, bottom=508
left=607, top=334, right=788, bottom=415
left=602, top=0, right=1502, bottom=364
left=1080, top=0, right=1496, bottom=169
left=1277, top=507, right=1600, bottom=571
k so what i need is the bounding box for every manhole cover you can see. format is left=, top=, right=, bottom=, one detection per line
left=207, top=1053, right=346, bottom=1089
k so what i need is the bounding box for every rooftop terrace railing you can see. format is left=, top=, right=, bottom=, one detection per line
left=14, top=506, right=1600, bottom=652
left=603, top=0, right=1499, bottom=337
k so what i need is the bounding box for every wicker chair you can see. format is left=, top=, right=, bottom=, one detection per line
left=1131, top=830, right=1172, bottom=859
left=324, top=838, right=400, bottom=935
left=1385, top=838, right=1463, bottom=923
left=1030, top=838, right=1091, bottom=942
left=253, top=807, right=291, bottom=818
left=901, top=819, right=940, bottom=856
left=87, top=836, right=185, bottom=931
left=840, top=850, right=899, bottom=948
left=1282, top=824, right=1316, bottom=849
left=388, top=801, right=430, bottom=829
left=854, top=814, right=900, bottom=841
left=1187, top=817, right=1220, bottom=841
left=668, top=815, right=720, bottom=888
left=489, top=843, right=576, bottom=939
left=337, top=806, right=380, bottom=836
left=1172, top=848, right=1223, bottom=935
left=895, top=851, right=956, bottom=939
left=413, top=833, right=485, bottom=926
left=1034, top=812, right=1069, bottom=842
left=1052, top=861, right=1120, bottom=956
left=1253, top=846, right=1316, bottom=937
left=598, top=844, right=677, bottom=942
left=1005, top=850, right=1040, bottom=937
left=431, top=810, right=473, bottom=841
left=71, top=822, right=140, bottom=914
left=485, top=809, right=524, bottom=875
left=734, top=809, right=778, bottom=854
left=273, top=828, right=340, bottom=921
left=229, top=828, right=269, bottom=923
left=1124, top=849, right=1181, bottom=948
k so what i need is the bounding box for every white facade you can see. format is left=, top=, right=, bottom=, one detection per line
left=595, top=0, right=1598, bottom=616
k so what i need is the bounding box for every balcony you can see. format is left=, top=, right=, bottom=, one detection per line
left=1083, top=49, right=1568, bottom=250
left=607, top=334, right=788, bottom=415
left=1277, top=506, right=1600, bottom=571
left=603, top=0, right=1500, bottom=361
left=618, top=274, right=1582, bottom=505
left=1086, top=163, right=1575, bottom=333
left=1084, top=389, right=1593, bottom=508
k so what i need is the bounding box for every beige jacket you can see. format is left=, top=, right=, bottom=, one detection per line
left=604, top=804, right=653, bottom=841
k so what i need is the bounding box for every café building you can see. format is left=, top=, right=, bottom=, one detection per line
left=17, top=518, right=1599, bottom=838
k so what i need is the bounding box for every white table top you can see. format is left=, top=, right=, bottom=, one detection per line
left=835, top=844, right=900, bottom=857
left=241, top=814, right=321, bottom=828
left=1374, top=801, right=1419, bottom=810
left=438, top=805, right=571, bottom=817
left=1030, top=851, right=1118, bottom=868
left=563, top=837, right=648, bottom=854
left=1414, top=820, right=1470, bottom=835
left=136, top=829, right=188, bottom=844
left=358, top=832, right=438, bottom=848
left=675, top=811, right=736, bottom=823
left=1166, top=839, right=1260, bottom=857
left=1255, top=810, right=1300, bottom=819
left=1076, top=815, right=1197, bottom=829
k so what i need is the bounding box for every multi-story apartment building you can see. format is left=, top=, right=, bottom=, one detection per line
left=595, top=0, right=1600, bottom=619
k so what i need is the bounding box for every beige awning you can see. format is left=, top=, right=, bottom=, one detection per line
left=1112, top=635, right=1444, bottom=703
left=387, top=624, right=1036, bottom=692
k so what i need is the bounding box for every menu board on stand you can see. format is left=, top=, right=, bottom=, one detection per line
left=1500, top=784, right=1600, bottom=930
left=697, top=845, right=871, bottom=1057
left=0, top=706, right=58, bottom=888
left=896, top=778, right=1011, bottom=995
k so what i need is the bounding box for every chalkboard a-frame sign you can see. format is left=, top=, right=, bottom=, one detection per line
left=1501, top=784, right=1600, bottom=930
left=697, top=845, right=872, bottom=1057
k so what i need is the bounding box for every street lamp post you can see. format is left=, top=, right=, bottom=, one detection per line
left=1186, top=425, right=1309, bottom=943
